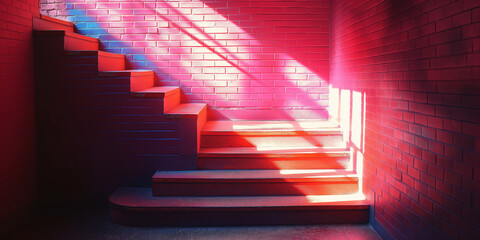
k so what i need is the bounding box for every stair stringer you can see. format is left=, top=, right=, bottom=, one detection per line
left=33, top=15, right=207, bottom=206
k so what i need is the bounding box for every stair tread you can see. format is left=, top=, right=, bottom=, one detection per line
left=166, top=103, right=207, bottom=117
left=199, top=146, right=349, bottom=155
left=133, top=86, right=179, bottom=94
left=110, top=187, right=367, bottom=209
left=99, top=70, right=154, bottom=77
left=64, top=30, right=98, bottom=43
left=153, top=169, right=357, bottom=182
left=202, top=120, right=341, bottom=135
left=33, top=15, right=74, bottom=32
left=203, top=120, right=339, bottom=131
left=39, top=15, right=74, bottom=28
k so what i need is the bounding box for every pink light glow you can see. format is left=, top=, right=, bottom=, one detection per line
left=62, top=0, right=330, bottom=119
left=46, top=0, right=365, bottom=202
left=329, top=84, right=367, bottom=197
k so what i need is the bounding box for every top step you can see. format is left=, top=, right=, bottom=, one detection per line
left=200, top=120, right=345, bottom=149
left=33, top=15, right=74, bottom=32
left=202, top=120, right=341, bottom=135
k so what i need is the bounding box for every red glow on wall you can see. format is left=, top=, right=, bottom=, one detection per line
left=331, top=0, right=480, bottom=239
left=0, top=0, right=39, bottom=233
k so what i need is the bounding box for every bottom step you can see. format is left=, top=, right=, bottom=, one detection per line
left=109, top=188, right=369, bottom=227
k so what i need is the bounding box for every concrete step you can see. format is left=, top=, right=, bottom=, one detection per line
left=33, top=15, right=74, bottom=32
left=166, top=103, right=207, bottom=119
left=152, top=169, right=358, bottom=196
left=110, top=187, right=369, bottom=226
left=201, top=120, right=344, bottom=148
left=131, top=86, right=181, bottom=113
left=202, top=120, right=340, bottom=134
left=198, top=147, right=351, bottom=169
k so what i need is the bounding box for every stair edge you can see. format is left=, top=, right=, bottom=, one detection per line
left=166, top=103, right=207, bottom=119
left=110, top=187, right=369, bottom=209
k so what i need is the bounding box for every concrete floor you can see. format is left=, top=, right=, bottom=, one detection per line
left=5, top=208, right=382, bottom=240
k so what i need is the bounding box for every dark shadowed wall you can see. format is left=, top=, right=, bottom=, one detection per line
left=331, top=0, right=480, bottom=239
left=0, top=0, right=39, bottom=236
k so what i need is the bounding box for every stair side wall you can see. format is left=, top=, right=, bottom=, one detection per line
left=0, top=0, right=39, bottom=236
left=33, top=35, right=194, bottom=207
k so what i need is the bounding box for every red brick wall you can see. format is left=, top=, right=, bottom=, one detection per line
left=40, top=0, right=330, bottom=120
left=0, top=0, right=38, bottom=235
left=331, top=0, right=480, bottom=239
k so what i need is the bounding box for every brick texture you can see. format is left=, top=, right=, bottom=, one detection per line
left=40, top=0, right=330, bottom=118
left=331, top=0, right=480, bottom=239
left=0, top=0, right=38, bottom=235
left=33, top=38, right=186, bottom=206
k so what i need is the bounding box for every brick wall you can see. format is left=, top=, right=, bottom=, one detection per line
left=33, top=38, right=185, bottom=205
left=0, top=0, right=38, bottom=236
left=331, top=0, right=480, bottom=239
left=41, top=0, right=330, bottom=120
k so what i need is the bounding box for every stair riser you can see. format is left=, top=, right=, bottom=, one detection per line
left=201, top=135, right=344, bottom=148
left=130, top=75, right=155, bottom=92
left=152, top=181, right=358, bottom=196
left=130, top=88, right=180, bottom=113
left=63, top=55, right=97, bottom=69
left=198, top=156, right=350, bottom=169
left=111, top=207, right=369, bottom=226
left=98, top=54, right=125, bottom=71
left=164, top=92, right=181, bottom=113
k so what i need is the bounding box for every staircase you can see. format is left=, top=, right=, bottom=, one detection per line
left=34, top=15, right=369, bottom=226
